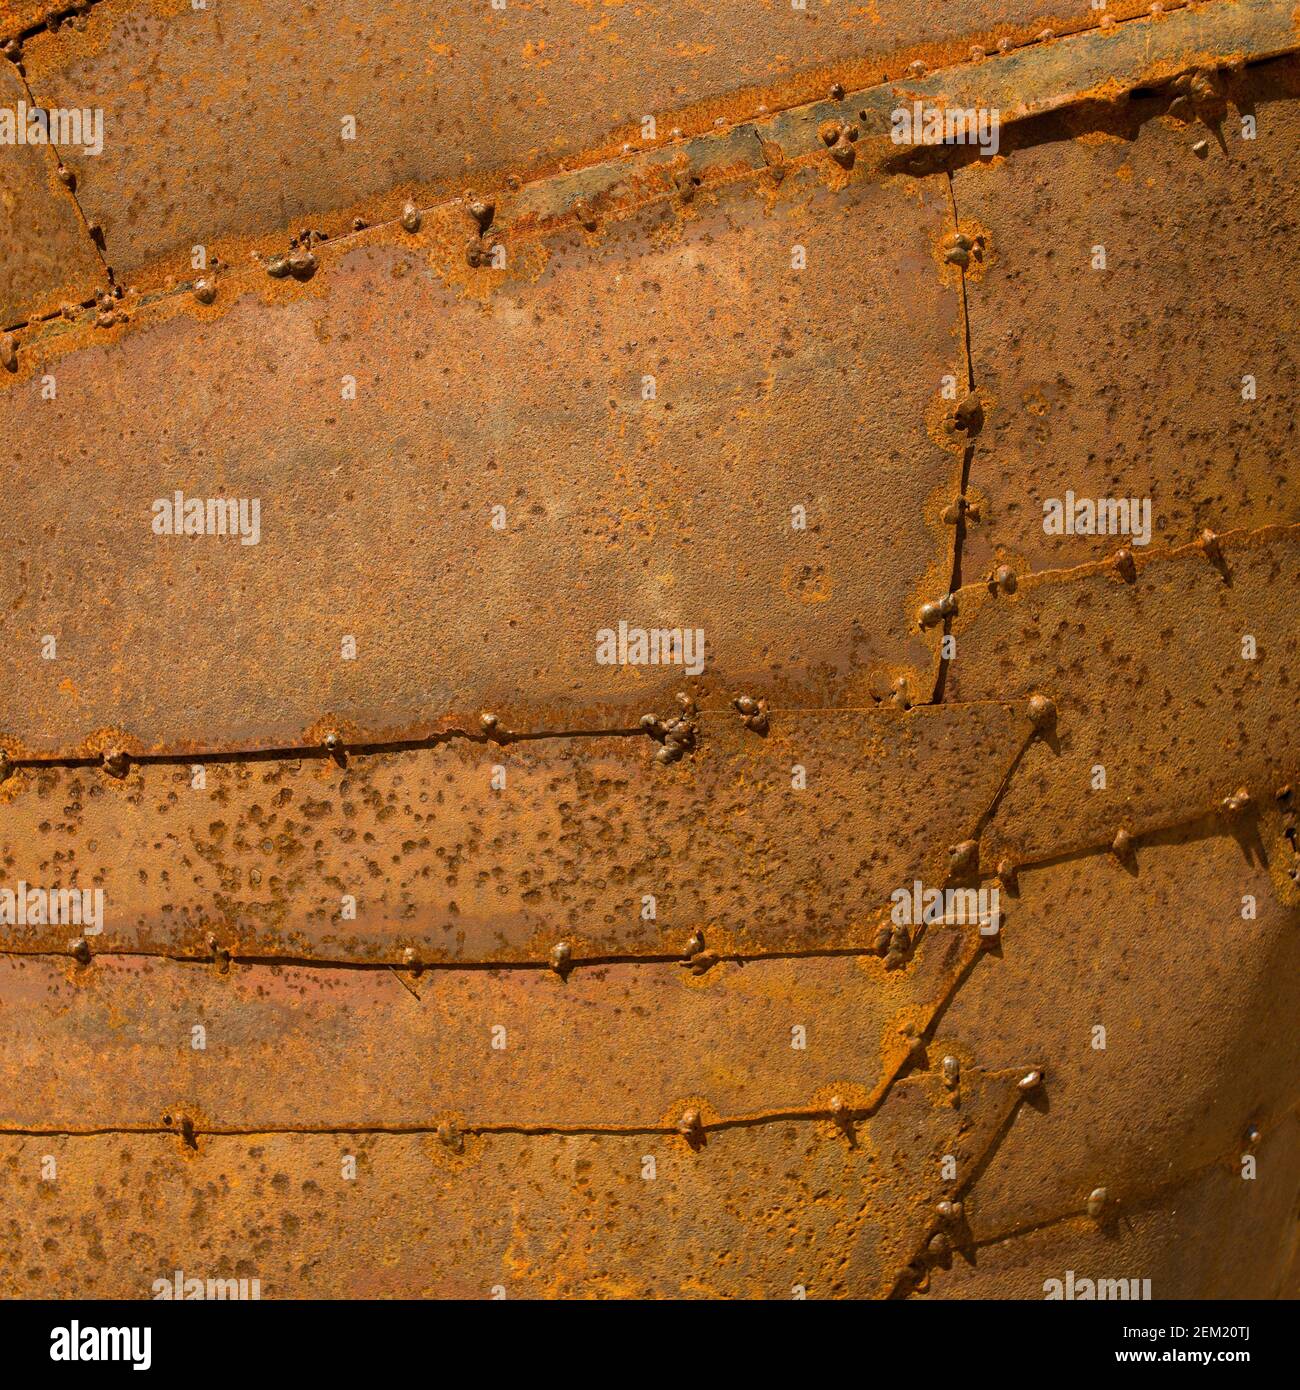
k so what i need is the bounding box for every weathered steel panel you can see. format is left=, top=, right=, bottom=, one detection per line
left=0, top=1069, right=1025, bottom=1299
left=0, top=704, right=1023, bottom=959
left=953, top=54, right=1300, bottom=580
left=919, top=1112, right=1300, bottom=1300
left=940, top=525, right=1300, bottom=868
left=935, top=831, right=1300, bottom=1245
left=0, top=165, right=960, bottom=755
left=0, top=58, right=101, bottom=327
left=0, top=944, right=985, bottom=1129
left=19, top=0, right=1158, bottom=288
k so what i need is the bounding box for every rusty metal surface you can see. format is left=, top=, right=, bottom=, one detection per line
left=953, top=52, right=1300, bottom=580
left=0, top=57, right=101, bottom=327
left=18, top=0, right=1164, bottom=289
left=0, top=164, right=960, bottom=756
left=0, top=1068, right=1026, bottom=1299
left=941, top=524, right=1300, bottom=869
left=933, top=830, right=1300, bottom=1248
left=2, top=0, right=1299, bottom=1304
left=0, top=704, right=1023, bottom=960
left=918, top=1111, right=1300, bottom=1299
left=0, top=945, right=988, bottom=1130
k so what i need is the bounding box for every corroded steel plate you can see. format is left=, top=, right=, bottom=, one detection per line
left=0, top=165, right=959, bottom=755
left=19, top=0, right=1158, bottom=289
left=0, top=704, right=1024, bottom=959
left=953, top=54, right=1300, bottom=580
left=0, top=59, right=102, bottom=327
left=942, top=525, right=1300, bottom=868
left=936, top=829, right=1300, bottom=1244
left=920, top=1112, right=1300, bottom=1300
left=0, top=1069, right=1025, bottom=1299
left=0, top=945, right=984, bottom=1129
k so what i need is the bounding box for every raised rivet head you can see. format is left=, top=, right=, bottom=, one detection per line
left=192, top=277, right=216, bottom=305
left=677, top=1107, right=703, bottom=1139
left=1018, top=1069, right=1043, bottom=1092
left=942, top=1055, right=960, bottom=1090
left=907, top=60, right=927, bottom=77
left=1201, top=527, right=1223, bottom=563
left=102, top=749, right=129, bottom=777
left=437, top=1120, right=463, bottom=1153
left=323, top=732, right=342, bottom=752
left=927, top=1231, right=951, bottom=1257
left=71, top=937, right=91, bottom=965
left=1221, top=787, right=1252, bottom=818
left=948, top=840, right=978, bottom=875
left=1114, top=547, right=1137, bottom=583
left=684, top=930, right=704, bottom=957
left=993, top=564, right=1017, bottom=594
left=829, top=82, right=845, bottom=100
left=480, top=712, right=498, bottom=730
left=400, top=946, right=418, bottom=967
left=400, top=201, right=421, bottom=233
left=1245, top=1125, right=1262, bottom=1147
left=1027, top=693, right=1056, bottom=731
left=469, top=200, right=495, bottom=232
left=1086, top=1186, right=1108, bottom=1218
left=1111, top=827, right=1134, bottom=862
left=549, top=940, right=572, bottom=973
left=918, top=600, right=943, bottom=629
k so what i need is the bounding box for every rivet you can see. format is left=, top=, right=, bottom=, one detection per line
left=907, top=60, right=927, bottom=77
left=1114, top=547, right=1137, bottom=582
left=996, top=858, right=1017, bottom=891
left=102, top=749, right=129, bottom=777
left=872, top=925, right=892, bottom=954
left=71, top=936, right=91, bottom=965
left=1100, top=13, right=1116, bottom=26
left=1111, top=827, right=1134, bottom=862
left=1245, top=1124, right=1262, bottom=1147
left=684, top=930, right=704, bottom=957
left=1220, top=787, right=1252, bottom=818
left=829, top=1095, right=850, bottom=1125
left=997, top=37, right=1012, bottom=52
left=1192, top=138, right=1208, bottom=157
left=937, top=1198, right=963, bottom=1221
left=948, top=840, right=978, bottom=875
left=480, top=712, right=498, bottom=730
left=288, top=248, right=318, bottom=278
left=942, top=1055, right=960, bottom=1090
left=400, top=201, right=421, bottom=233
left=266, top=255, right=290, bottom=278
left=829, top=82, right=845, bottom=100
left=572, top=198, right=597, bottom=232
left=550, top=940, right=572, bottom=973
left=968, top=45, right=985, bottom=61
left=818, top=119, right=841, bottom=147
left=2, top=38, right=21, bottom=61
left=192, top=277, right=216, bottom=305
left=57, top=165, right=76, bottom=189
left=1037, top=29, right=1055, bottom=42
left=993, top=564, right=1017, bottom=594
left=1200, top=527, right=1223, bottom=563
left=677, top=1107, right=703, bottom=1139
left=352, top=217, right=368, bottom=231
left=918, top=600, right=944, bottom=628
left=1086, top=1186, right=1108, bottom=1218
left=0, top=333, right=16, bottom=372
left=890, top=676, right=913, bottom=711
left=1018, top=1069, right=1043, bottom=1092
left=401, top=946, right=419, bottom=967
left=437, top=1120, right=463, bottom=1153
left=322, top=732, right=342, bottom=753
left=1027, top=693, right=1056, bottom=731
left=735, top=695, right=759, bottom=717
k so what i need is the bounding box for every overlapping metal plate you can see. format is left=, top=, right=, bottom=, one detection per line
left=17, top=0, right=1161, bottom=289
left=0, top=162, right=961, bottom=755
left=0, top=57, right=102, bottom=326
left=0, top=944, right=986, bottom=1129
left=939, top=525, right=1300, bottom=867
left=952, top=48, right=1300, bottom=580
left=0, top=1069, right=1026, bottom=1299
left=0, top=705, right=1024, bottom=959
left=935, top=830, right=1300, bottom=1245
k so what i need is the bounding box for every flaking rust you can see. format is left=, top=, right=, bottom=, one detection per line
left=1, top=0, right=1298, bottom=1303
